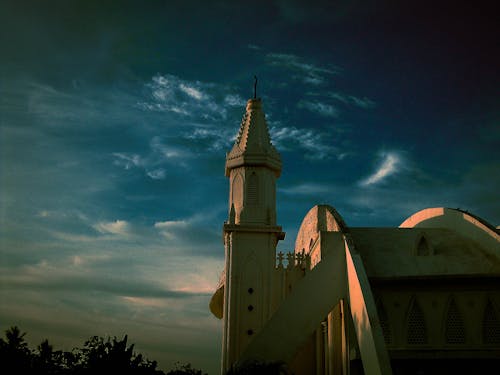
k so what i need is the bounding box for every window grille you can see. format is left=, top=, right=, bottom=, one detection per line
left=407, top=299, right=427, bottom=344
left=483, top=299, right=500, bottom=344
left=445, top=299, right=465, bottom=344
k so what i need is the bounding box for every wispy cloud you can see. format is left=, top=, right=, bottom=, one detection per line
left=112, top=136, right=195, bottom=179
left=137, top=74, right=226, bottom=121
left=146, top=169, right=166, bottom=180
left=280, top=183, right=332, bottom=195
left=0, top=260, right=206, bottom=299
left=360, top=151, right=404, bottom=186
left=112, top=153, right=145, bottom=170
left=112, top=151, right=164, bottom=179
left=182, top=127, right=235, bottom=151
left=270, top=125, right=339, bottom=160
left=154, top=220, right=189, bottom=240
left=327, top=92, right=376, bottom=109
left=348, top=96, right=376, bottom=109
left=153, top=214, right=222, bottom=256
left=298, top=100, right=339, bottom=117
left=25, top=83, right=87, bottom=123
left=178, top=83, right=205, bottom=100
left=93, top=220, right=130, bottom=236
left=224, top=94, right=246, bottom=107
left=150, top=136, right=192, bottom=160
left=134, top=74, right=251, bottom=154
left=266, top=53, right=339, bottom=85
left=247, top=44, right=261, bottom=50
left=17, top=80, right=144, bottom=131
left=37, top=210, right=51, bottom=218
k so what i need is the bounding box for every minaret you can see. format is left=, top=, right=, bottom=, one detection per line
left=222, top=97, right=285, bottom=372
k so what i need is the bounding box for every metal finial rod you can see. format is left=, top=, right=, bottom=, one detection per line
left=254, top=75, right=258, bottom=99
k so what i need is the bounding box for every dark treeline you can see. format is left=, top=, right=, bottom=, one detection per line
left=0, top=326, right=291, bottom=374
left=0, top=326, right=206, bottom=375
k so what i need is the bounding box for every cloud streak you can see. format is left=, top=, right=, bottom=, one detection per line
left=93, top=220, right=130, bottom=236
left=113, top=153, right=145, bottom=170
left=327, top=92, right=376, bottom=109
left=182, top=127, right=235, bottom=151
left=154, top=219, right=189, bottom=240
left=270, top=125, right=339, bottom=160
left=137, top=74, right=226, bottom=121
left=266, top=53, right=339, bottom=85
left=0, top=269, right=206, bottom=299
left=153, top=214, right=222, bottom=256
left=112, top=136, right=197, bottom=179
left=279, top=183, right=333, bottom=195
left=360, top=151, right=404, bottom=186
left=298, top=100, right=339, bottom=117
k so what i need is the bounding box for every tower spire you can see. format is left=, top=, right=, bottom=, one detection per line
left=225, top=98, right=281, bottom=177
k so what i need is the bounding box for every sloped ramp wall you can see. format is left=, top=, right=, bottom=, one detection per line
left=239, top=231, right=392, bottom=374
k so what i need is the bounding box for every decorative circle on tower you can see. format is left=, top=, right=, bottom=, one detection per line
left=247, top=329, right=254, bottom=336
left=248, top=305, right=254, bottom=311
left=248, top=287, right=254, bottom=294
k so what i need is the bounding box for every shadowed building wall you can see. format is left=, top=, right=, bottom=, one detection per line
left=210, top=98, right=500, bottom=374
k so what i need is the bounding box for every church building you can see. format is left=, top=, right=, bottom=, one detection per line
left=209, top=97, right=500, bottom=374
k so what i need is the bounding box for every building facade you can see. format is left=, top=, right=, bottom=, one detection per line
left=210, top=98, right=500, bottom=374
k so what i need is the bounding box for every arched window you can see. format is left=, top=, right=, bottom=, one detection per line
left=416, top=235, right=431, bottom=256
left=483, top=299, right=500, bottom=344
left=407, top=297, right=427, bottom=344
left=247, top=172, right=258, bottom=205
left=232, top=174, right=244, bottom=209
left=445, top=298, right=466, bottom=344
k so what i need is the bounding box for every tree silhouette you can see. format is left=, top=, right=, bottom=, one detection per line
left=226, top=360, right=292, bottom=375
left=0, top=326, right=207, bottom=375
left=166, top=362, right=208, bottom=375
left=0, top=326, right=33, bottom=373
left=32, top=338, right=66, bottom=374
left=70, top=335, right=163, bottom=374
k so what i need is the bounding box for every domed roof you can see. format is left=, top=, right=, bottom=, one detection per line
left=400, top=207, right=499, bottom=251
left=294, top=205, right=347, bottom=255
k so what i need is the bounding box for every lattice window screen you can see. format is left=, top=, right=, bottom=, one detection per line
left=407, top=299, right=427, bottom=344
left=445, top=299, right=466, bottom=344
left=483, top=300, right=500, bottom=344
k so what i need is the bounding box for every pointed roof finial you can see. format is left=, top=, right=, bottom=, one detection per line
left=254, top=75, right=258, bottom=99
left=225, top=92, right=281, bottom=177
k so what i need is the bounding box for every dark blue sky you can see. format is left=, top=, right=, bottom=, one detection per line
left=1, top=1, right=498, bottom=373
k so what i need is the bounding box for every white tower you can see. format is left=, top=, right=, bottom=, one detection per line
left=222, top=98, right=285, bottom=372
